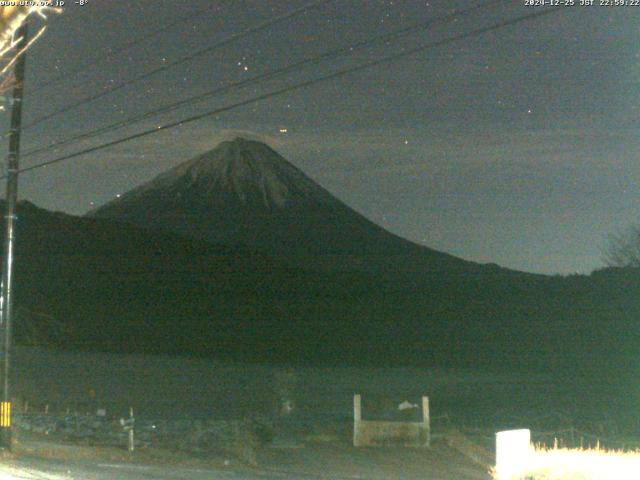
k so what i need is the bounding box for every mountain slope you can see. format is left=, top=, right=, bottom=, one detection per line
left=0, top=201, right=636, bottom=376
left=89, top=137, right=488, bottom=273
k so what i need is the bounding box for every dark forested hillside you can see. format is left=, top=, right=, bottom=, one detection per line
left=2, top=201, right=638, bottom=381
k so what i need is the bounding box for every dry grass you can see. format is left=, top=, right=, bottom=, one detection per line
left=493, top=444, right=640, bottom=480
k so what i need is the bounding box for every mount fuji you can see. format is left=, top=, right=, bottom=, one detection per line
left=89, top=137, right=495, bottom=274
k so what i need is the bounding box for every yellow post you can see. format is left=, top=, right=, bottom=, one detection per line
left=0, top=401, right=10, bottom=427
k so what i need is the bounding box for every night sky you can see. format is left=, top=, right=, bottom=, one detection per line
left=2, top=0, right=639, bottom=275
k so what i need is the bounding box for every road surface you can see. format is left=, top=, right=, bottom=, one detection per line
left=0, top=457, right=307, bottom=480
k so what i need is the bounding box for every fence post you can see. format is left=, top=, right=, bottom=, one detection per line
left=128, top=407, right=135, bottom=453
left=120, top=407, right=135, bottom=454
left=422, top=396, right=430, bottom=447
left=353, top=394, right=362, bottom=447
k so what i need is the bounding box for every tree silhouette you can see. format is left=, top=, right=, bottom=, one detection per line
left=605, top=225, right=640, bottom=268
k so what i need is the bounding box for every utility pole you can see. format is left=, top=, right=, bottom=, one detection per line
left=0, top=22, right=29, bottom=451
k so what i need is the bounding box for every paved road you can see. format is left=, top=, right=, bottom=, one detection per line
left=0, top=458, right=308, bottom=480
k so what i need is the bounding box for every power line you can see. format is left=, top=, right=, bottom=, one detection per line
left=20, top=0, right=335, bottom=132
left=8, top=6, right=568, bottom=178
left=21, top=0, right=505, bottom=160
left=30, top=2, right=218, bottom=94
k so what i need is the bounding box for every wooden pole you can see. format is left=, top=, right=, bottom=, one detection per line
left=0, top=21, right=28, bottom=451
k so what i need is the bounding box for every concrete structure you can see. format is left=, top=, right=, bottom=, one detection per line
left=353, top=394, right=430, bottom=447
